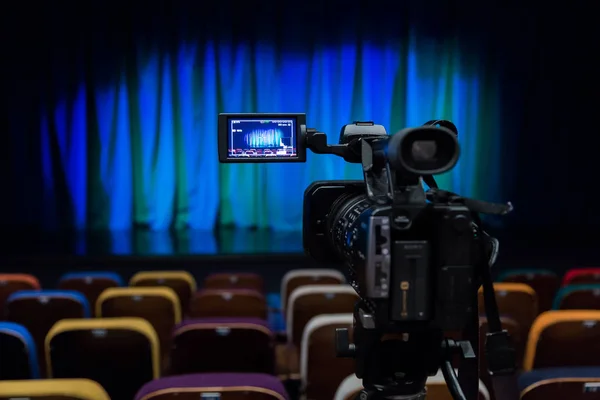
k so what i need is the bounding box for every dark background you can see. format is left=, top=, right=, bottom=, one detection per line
left=1, top=0, right=598, bottom=286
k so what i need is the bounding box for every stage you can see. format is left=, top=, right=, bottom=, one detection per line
left=0, top=227, right=598, bottom=292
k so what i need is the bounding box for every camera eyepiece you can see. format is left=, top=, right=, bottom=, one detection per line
left=386, top=126, right=460, bottom=175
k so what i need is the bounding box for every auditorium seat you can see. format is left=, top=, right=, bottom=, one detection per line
left=96, top=286, right=181, bottom=368
left=46, top=317, right=159, bottom=400
left=300, top=314, right=354, bottom=400
left=281, top=269, right=346, bottom=315
left=519, top=367, right=600, bottom=399
left=169, top=317, right=274, bottom=376
left=58, top=272, right=123, bottom=316
left=0, top=322, right=40, bottom=379
left=478, top=283, right=538, bottom=340
left=189, top=288, right=268, bottom=319
left=497, top=269, right=559, bottom=313
left=204, top=272, right=264, bottom=293
left=523, top=310, right=600, bottom=371
left=333, top=372, right=491, bottom=400
left=562, top=268, right=600, bottom=286
left=134, top=373, right=289, bottom=400
left=286, top=285, right=357, bottom=349
left=553, top=284, right=600, bottom=310
left=283, top=285, right=357, bottom=380
left=130, top=271, right=196, bottom=314
left=0, top=273, right=40, bottom=319
left=6, top=290, right=90, bottom=376
left=0, top=378, right=110, bottom=400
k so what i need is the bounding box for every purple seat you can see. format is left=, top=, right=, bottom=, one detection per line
left=135, top=373, right=288, bottom=400
left=169, top=318, right=274, bottom=376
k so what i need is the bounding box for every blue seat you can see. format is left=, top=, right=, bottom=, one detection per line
left=0, top=321, right=40, bottom=379
left=6, top=290, right=91, bottom=377
left=58, top=272, right=123, bottom=316
left=552, top=284, right=600, bottom=310
left=496, top=268, right=560, bottom=312
left=58, top=271, right=124, bottom=286
left=519, top=367, right=600, bottom=392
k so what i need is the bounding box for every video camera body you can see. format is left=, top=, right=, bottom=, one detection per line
left=218, top=113, right=515, bottom=400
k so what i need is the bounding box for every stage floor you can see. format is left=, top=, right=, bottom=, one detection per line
left=0, top=227, right=598, bottom=291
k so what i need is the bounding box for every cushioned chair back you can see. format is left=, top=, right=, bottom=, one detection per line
left=134, top=373, right=288, bottom=400
left=170, top=318, right=274, bottom=376
left=130, top=271, right=196, bottom=314
left=189, top=289, right=267, bottom=319
left=46, top=317, right=159, bottom=400
left=58, top=272, right=123, bottom=316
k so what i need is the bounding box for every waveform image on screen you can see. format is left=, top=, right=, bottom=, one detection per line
left=244, top=128, right=284, bottom=148
left=227, top=118, right=297, bottom=159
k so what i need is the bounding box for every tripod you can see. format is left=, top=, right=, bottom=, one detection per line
left=336, top=302, right=477, bottom=400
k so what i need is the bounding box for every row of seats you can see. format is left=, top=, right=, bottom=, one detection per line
left=2, top=371, right=599, bottom=400
left=0, top=269, right=356, bottom=399
left=497, top=267, right=600, bottom=312
left=1, top=267, right=598, bottom=400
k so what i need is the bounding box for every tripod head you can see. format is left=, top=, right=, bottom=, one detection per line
left=336, top=301, right=476, bottom=400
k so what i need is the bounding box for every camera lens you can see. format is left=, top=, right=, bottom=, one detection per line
left=327, top=192, right=370, bottom=263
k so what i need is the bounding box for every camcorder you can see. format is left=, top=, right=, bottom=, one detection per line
left=218, top=113, right=517, bottom=400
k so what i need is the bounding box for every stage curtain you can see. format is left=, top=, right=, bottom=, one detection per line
left=12, top=3, right=502, bottom=232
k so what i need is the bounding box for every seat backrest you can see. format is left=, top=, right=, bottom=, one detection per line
left=281, top=269, right=346, bottom=313
left=58, top=272, right=123, bottom=316
left=6, top=290, right=90, bottom=376
left=523, top=310, right=600, bottom=371
left=134, top=373, right=288, bottom=400
left=0, top=322, right=40, bottom=379
left=203, top=272, right=264, bottom=293
left=521, top=377, right=600, bottom=400
left=170, top=318, right=274, bottom=375
left=96, top=286, right=181, bottom=362
left=189, top=289, right=267, bottom=319
left=300, top=314, right=354, bottom=400
left=46, top=317, right=159, bottom=400
left=478, top=283, right=538, bottom=336
left=0, top=378, right=110, bottom=400
left=553, top=284, right=600, bottom=310
left=497, top=269, right=559, bottom=313
left=562, top=268, right=600, bottom=286
left=129, top=271, right=196, bottom=313
left=286, top=285, right=358, bottom=348
left=0, top=274, right=40, bottom=318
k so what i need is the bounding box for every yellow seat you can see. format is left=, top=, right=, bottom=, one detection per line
left=523, top=310, right=600, bottom=371
left=130, top=271, right=196, bottom=313
left=46, top=317, right=160, bottom=399
left=0, top=378, right=110, bottom=400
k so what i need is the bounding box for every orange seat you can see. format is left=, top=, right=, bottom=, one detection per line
left=0, top=274, right=40, bottom=318
left=478, top=283, right=538, bottom=339
left=203, top=272, right=264, bottom=293
left=189, top=289, right=267, bottom=319
left=497, top=269, right=559, bottom=313
left=523, top=310, right=600, bottom=371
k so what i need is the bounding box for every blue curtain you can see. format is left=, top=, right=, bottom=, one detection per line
left=3, top=1, right=504, bottom=233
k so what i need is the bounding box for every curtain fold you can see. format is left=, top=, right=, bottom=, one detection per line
left=34, top=33, right=499, bottom=232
